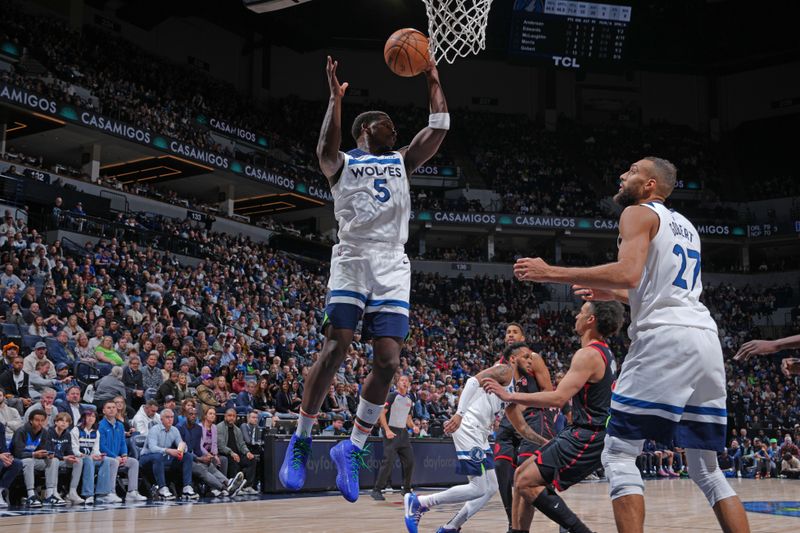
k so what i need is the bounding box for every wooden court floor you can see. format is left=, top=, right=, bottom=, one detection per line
left=0, top=478, right=797, bottom=533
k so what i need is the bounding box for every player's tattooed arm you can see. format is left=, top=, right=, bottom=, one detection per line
left=474, top=364, right=513, bottom=386
left=505, top=404, right=548, bottom=446
left=317, top=56, right=347, bottom=184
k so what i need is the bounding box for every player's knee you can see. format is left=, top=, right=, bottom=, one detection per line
left=602, top=435, right=645, bottom=500
left=686, top=448, right=736, bottom=507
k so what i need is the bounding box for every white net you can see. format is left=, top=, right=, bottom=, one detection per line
left=421, top=0, right=494, bottom=64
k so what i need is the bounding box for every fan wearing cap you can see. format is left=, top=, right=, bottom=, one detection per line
left=23, top=342, right=56, bottom=380
left=156, top=370, right=182, bottom=405
left=196, top=374, right=221, bottom=416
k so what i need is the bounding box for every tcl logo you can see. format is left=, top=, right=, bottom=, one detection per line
left=553, top=56, right=581, bottom=68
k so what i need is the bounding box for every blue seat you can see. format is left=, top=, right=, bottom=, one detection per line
left=22, top=334, right=44, bottom=351
left=1, top=323, right=21, bottom=338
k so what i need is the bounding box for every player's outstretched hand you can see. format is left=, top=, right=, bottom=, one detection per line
left=513, top=257, right=551, bottom=283
left=481, top=378, right=512, bottom=401
left=734, top=339, right=778, bottom=362
left=573, top=285, right=616, bottom=302
left=326, top=55, right=348, bottom=99
left=781, top=357, right=800, bottom=377
left=443, top=414, right=462, bottom=435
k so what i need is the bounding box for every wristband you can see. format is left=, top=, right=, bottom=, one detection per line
left=428, top=112, right=450, bottom=130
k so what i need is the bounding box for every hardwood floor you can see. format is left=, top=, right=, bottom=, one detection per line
left=0, top=478, right=796, bottom=532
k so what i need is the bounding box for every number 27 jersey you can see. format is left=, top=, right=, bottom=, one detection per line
left=332, top=149, right=410, bottom=246
left=627, top=201, right=717, bottom=340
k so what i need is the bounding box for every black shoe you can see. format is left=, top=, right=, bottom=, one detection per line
left=370, top=490, right=385, bottom=501
left=26, top=496, right=42, bottom=508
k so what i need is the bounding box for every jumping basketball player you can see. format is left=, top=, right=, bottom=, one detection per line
left=403, top=342, right=545, bottom=533
left=484, top=301, right=625, bottom=533
left=278, top=56, right=448, bottom=502
left=495, top=323, right=573, bottom=533
left=512, top=157, right=750, bottom=533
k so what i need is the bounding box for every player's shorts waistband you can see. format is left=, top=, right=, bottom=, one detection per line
left=337, top=239, right=405, bottom=251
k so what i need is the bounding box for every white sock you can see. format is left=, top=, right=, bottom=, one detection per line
left=349, top=397, right=383, bottom=449
left=45, top=488, right=54, bottom=498
left=27, top=489, right=35, bottom=497
left=295, top=409, right=317, bottom=438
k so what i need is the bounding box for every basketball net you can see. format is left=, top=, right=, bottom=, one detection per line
left=421, top=0, right=493, bottom=64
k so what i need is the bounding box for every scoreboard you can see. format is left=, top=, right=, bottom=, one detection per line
left=509, top=0, right=633, bottom=69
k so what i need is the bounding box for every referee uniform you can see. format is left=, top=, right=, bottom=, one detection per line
left=373, top=390, right=414, bottom=496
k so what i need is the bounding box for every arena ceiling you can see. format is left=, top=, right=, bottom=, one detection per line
left=85, top=0, right=800, bottom=73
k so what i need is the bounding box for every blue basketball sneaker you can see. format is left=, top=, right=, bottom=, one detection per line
left=403, top=492, right=428, bottom=533
left=279, top=433, right=312, bottom=491
left=329, top=440, right=371, bottom=502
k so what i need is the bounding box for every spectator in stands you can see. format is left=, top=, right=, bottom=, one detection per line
left=73, top=333, right=94, bottom=362
left=112, top=396, right=135, bottom=436
left=235, top=379, right=257, bottom=415
left=781, top=453, right=800, bottom=479
left=196, top=373, right=221, bottom=415
left=324, top=415, right=348, bottom=436
left=123, top=355, right=145, bottom=409
left=29, top=360, right=64, bottom=400
left=0, top=388, right=23, bottom=440
left=132, top=400, right=161, bottom=436
left=12, top=409, right=61, bottom=507
left=139, top=408, right=198, bottom=500
left=57, top=385, right=84, bottom=426
left=0, top=420, right=23, bottom=508
left=413, top=389, right=431, bottom=421
left=98, top=400, right=145, bottom=502
left=4, top=302, right=26, bottom=328
left=179, top=406, right=244, bottom=498
left=217, top=408, right=257, bottom=494
left=0, top=264, right=25, bottom=291
left=0, top=356, right=32, bottom=414
left=23, top=342, right=55, bottom=378
left=142, top=351, right=163, bottom=391
left=48, top=412, right=83, bottom=504
left=70, top=408, right=113, bottom=505
left=24, top=387, right=58, bottom=427
left=49, top=331, right=75, bottom=368
left=92, top=366, right=127, bottom=409
left=28, top=315, right=49, bottom=337
left=156, top=370, right=181, bottom=405
left=95, top=336, right=124, bottom=366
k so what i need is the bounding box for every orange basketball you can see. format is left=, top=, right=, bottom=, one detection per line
left=384, top=28, right=431, bottom=77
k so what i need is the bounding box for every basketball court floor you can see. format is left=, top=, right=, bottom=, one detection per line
left=0, top=478, right=796, bottom=532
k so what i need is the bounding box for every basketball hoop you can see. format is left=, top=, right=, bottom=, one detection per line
left=421, top=0, right=494, bottom=64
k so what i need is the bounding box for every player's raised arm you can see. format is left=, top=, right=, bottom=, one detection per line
left=734, top=333, right=800, bottom=361
left=316, top=56, right=349, bottom=183
left=513, top=205, right=657, bottom=289
left=401, top=64, right=448, bottom=175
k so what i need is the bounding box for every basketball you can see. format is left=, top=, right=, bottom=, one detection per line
left=384, top=28, right=431, bottom=77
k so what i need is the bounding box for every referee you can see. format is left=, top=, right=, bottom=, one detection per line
left=371, top=375, right=415, bottom=500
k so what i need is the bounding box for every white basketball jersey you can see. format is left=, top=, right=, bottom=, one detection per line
left=627, top=202, right=718, bottom=339
left=332, top=149, right=410, bottom=246
left=461, top=374, right=515, bottom=438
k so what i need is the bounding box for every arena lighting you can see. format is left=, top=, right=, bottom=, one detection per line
left=242, top=0, right=313, bottom=13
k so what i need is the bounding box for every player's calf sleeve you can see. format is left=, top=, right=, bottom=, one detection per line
left=495, top=458, right=515, bottom=524
left=686, top=448, right=736, bottom=507
left=601, top=435, right=645, bottom=500
left=532, top=487, right=593, bottom=533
